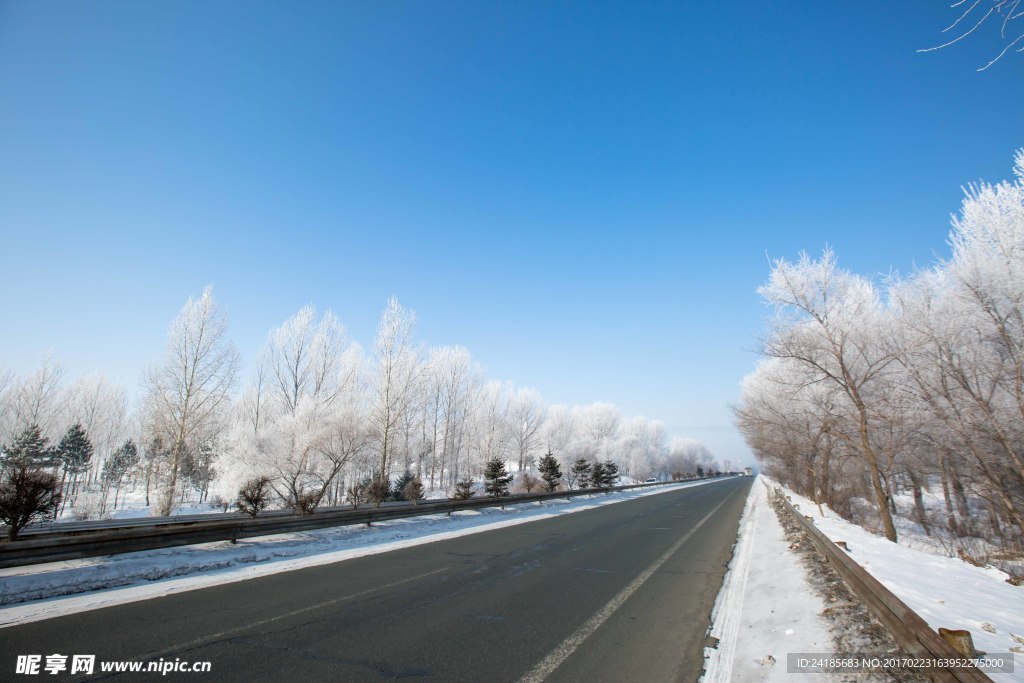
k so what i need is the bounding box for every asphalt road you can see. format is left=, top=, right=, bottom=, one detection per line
left=0, top=477, right=752, bottom=682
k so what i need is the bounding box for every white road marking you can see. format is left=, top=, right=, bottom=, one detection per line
left=518, top=490, right=738, bottom=683
left=702, top=482, right=759, bottom=683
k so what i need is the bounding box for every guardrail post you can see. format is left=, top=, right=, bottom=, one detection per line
left=939, top=628, right=979, bottom=657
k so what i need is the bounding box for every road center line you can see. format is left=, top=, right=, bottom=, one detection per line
left=518, top=488, right=739, bottom=683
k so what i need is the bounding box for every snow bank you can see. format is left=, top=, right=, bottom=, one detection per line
left=776, top=481, right=1024, bottom=680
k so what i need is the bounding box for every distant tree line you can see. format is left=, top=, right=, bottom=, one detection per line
left=0, top=296, right=719, bottom=534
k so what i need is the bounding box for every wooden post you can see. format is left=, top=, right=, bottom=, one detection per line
left=938, top=628, right=978, bottom=657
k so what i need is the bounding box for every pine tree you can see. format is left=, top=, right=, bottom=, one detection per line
left=591, top=461, right=608, bottom=488
left=393, top=468, right=417, bottom=501
left=54, top=423, right=93, bottom=515
left=570, top=457, right=591, bottom=490
left=452, top=479, right=475, bottom=500
left=602, top=459, right=619, bottom=488
left=538, top=451, right=562, bottom=492
left=180, top=441, right=217, bottom=503
left=483, top=457, right=513, bottom=497
left=103, top=439, right=140, bottom=510
left=2, top=424, right=53, bottom=470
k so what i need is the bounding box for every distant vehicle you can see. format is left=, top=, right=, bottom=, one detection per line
left=744, top=467, right=753, bottom=476
left=643, top=477, right=658, bottom=483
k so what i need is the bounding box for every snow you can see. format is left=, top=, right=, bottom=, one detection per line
left=775, top=481, right=1024, bottom=682
left=0, top=479, right=724, bottom=628
left=703, top=476, right=834, bottom=682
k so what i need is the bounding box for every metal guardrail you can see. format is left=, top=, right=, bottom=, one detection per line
left=0, top=478, right=726, bottom=568
left=773, top=486, right=992, bottom=683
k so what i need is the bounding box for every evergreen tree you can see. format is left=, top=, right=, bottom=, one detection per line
left=2, top=424, right=53, bottom=470
left=537, top=451, right=562, bottom=492
left=103, top=438, right=140, bottom=510
left=570, top=457, right=592, bottom=490
left=452, top=479, right=475, bottom=500
left=696, top=464, right=705, bottom=478
left=483, top=457, right=513, bottom=497
left=602, top=459, right=619, bottom=488
left=54, top=423, right=93, bottom=511
left=591, top=461, right=608, bottom=488
left=180, top=441, right=217, bottom=503
left=393, top=468, right=417, bottom=501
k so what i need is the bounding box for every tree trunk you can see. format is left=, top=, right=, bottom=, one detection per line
left=939, top=454, right=958, bottom=533
left=860, top=423, right=898, bottom=541
left=908, top=471, right=930, bottom=537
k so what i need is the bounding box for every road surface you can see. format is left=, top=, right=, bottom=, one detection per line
left=0, top=477, right=752, bottom=682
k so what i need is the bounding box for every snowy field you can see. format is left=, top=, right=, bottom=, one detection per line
left=703, top=476, right=834, bottom=682
left=0, top=479, right=725, bottom=628
left=775, top=480, right=1024, bottom=681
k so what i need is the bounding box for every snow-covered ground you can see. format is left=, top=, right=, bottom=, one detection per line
left=0, top=479, right=722, bottom=628
left=776, top=480, right=1024, bottom=681
left=704, top=476, right=834, bottom=682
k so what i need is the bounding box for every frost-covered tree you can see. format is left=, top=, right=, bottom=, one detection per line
left=759, top=248, right=900, bottom=542
left=2, top=358, right=65, bottom=445
left=60, top=373, right=129, bottom=484
left=423, top=346, right=477, bottom=488
left=920, top=0, right=1024, bottom=70
left=740, top=151, right=1024, bottom=544
left=370, top=298, right=423, bottom=485
left=471, top=381, right=512, bottom=476
left=240, top=305, right=367, bottom=511
left=145, top=286, right=240, bottom=516
left=509, top=388, right=545, bottom=475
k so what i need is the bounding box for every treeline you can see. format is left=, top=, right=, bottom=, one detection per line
left=735, top=150, right=1024, bottom=545
left=0, top=298, right=719, bottom=522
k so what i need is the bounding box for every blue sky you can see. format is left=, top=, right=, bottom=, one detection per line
left=1, top=1, right=1021, bottom=466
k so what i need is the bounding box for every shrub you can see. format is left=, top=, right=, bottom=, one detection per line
left=403, top=478, right=425, bottom=504
left=0, top=464, right=62, bottom=540
left=236, top=476, right=273, bottom=517
left=294, top=489, right=322, bottom=514
left=365, top=478, right=391, bottom=508
left=345, top=482, right=366, bottom=509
